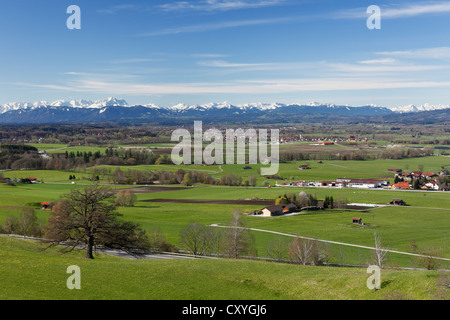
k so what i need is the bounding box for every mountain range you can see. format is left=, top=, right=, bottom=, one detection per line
left=0, top=97, right=449, bottom=124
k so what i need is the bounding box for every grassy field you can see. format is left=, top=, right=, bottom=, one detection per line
left=94, top=155, right=449, bottom=184
left=1, top=153, right=449, bottom=300
left=1, top=181, right=448, bottom=269
left=0, top=236, right=447, bottom=300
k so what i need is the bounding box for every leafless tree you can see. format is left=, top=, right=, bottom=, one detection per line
left=18, top=208, right=38, bottom=237
left=223, top=210, right=255, bottom=259
left=289, top=236, right=318, bottom=265
left=372, top=233, right=389, bottom=268
left=266, top=236, right=289, bottom=262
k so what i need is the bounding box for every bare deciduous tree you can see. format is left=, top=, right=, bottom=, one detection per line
left=372, top=233, right=389, bottom=268
left=266, top=236, right=289, bottom=262
left=223, top=210, right=255, bottom=259
left=18, top=208, right=38, bottom=238
left=288, top=235, right=318, bottom=265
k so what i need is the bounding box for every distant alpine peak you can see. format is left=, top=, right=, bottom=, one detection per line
left=1, top=97, right=450, bottom=114
left=387, top=103, right=450, bottom=113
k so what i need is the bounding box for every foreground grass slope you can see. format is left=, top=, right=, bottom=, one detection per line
left=0, top=236, right=447, bottom=300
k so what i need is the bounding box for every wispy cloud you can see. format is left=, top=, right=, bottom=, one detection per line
left=191, top=53, right=229, bottom=58
left=109, top=58, right=164, bottom=64
left=376, top=47, right=450, bottom=60
left=158, top=0, right=285, bottom=12
left=357, top=58, right=397, bottom=65
left=328, top=62, right=445, bottom=73
left=97, top=4, right=139, bottom=15
left=137, top=17, right=293, bottom=36
left=381, top=1, right=450, bottom=18
left=16, top=76, right=450, bottom=96
left=197, top=60, right=272, bottom=68
left=337, top=1, right=450, bottom=19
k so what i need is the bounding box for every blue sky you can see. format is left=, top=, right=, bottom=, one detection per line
left=1, top=0, right=450, bottom=107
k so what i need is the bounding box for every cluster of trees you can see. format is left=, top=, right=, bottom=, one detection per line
left=0, top=144, right=167, bottom=170
left=0, top=208, right=44, bottom=237
left=376, top=147, right=434, bottom=160
left=178, top=216, right=330, bottom=266
left=0, top=144, right=43, bottom=170
left=280, top=147, right=435, bottom=162
left=105, top=167, right=255, bottom=187
left=0, top=124, right=170, bottom=146
left=178, top=212, right=256, bottom=259
left=272, top=192, right=348, bottom=209
left=274, top=192, right=318, bottom=208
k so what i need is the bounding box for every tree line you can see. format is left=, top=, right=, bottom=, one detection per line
left=280, top=146, right=435, bottom=162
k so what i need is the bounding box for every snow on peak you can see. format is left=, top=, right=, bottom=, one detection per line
left=89, top=97, right=129, bottom=108
left=387, top=103, right=450, bottom=113
left=2, top=97, right=450, bottom=115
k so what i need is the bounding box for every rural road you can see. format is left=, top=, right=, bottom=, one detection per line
left=0, top=234, right=197, bottom=260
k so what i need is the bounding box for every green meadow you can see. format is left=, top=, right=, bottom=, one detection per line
left=1, top=181, right=449, bottom=269
left=0, top=236, right=447, bottom=300
left=1, top=154, right=449, bottom=300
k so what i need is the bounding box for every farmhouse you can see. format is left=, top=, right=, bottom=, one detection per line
left=352, top=217, right=362, bottom=224
left=391, top=182, right=410, bottom=190
left=261, top=205, right=284, bottom=216
left=423, top=172, right=438, bottom=180
left=422, top=181, right=439, bottom=190
left=41, top=202, right=53, bottom=210
left=299, top=165, right=311, bottom=170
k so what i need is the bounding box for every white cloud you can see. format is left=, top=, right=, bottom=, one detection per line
left=328, top=62, right=446, bottom=73
left=109, top=58, right=164, bottom=64
left=17, top=76, right=450, bottom=96
left=158, top=0, right=285, bottom=12
left=336, top=2, right=450, bottom=19
left=191, top=53, right=229, bottom=58
left=377, top=47, right=450, bottom=60
left=137, top=17, right=292, bottom=36
left=382, top=2, right=450, bottom=18
left=197, top=60, right=272, bottom=68
left=97, top=4, right=139, bottom=14
left=358, top=58, right=397, bottom=65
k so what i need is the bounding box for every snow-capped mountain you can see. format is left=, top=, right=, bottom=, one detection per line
left=387, top=103, right=450, bottom=113
left=0, top=97, right=449, bottom=124
left=0, top=97, right=129, bottom=114
left=2, top=97, right=449, bottom=114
